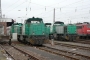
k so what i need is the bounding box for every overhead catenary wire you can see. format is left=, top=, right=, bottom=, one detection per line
left=40, top=0, right=90, bottom=21
left=13, top=0, right=68, bottom=15
left=34, top=0, right=90, bottom=23
left=5, top=0, right=26, bottom=14
left=4, top=0, right=85, bottom=15
left=34, top=0, right=84, bottom=17
left=3, top=0, right=21, bottom=10
left=27, top=0, right=67, bottom=8
left=3, top=0, right=90, bottom=23
left=55, top=6, right=90, bottom=19
left=25, top=0, right=68, bottom=15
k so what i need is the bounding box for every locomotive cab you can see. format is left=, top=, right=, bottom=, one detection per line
left=66, top=24, right=77, bottom=41
left=20, top=17, right=48, bottom=45
left=77, top=24, right=90, bottom=39
left=53, top=21, right=65, bottom=40
left=45, top=23, right=52, bottom=39
left=10, top=23, right=23, bottom=42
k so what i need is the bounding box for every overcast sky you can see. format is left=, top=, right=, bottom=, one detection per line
left=1, top=0, right=90, bottom=24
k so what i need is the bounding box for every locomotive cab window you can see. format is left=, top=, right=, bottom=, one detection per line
left=26, top=20, right=31, bottom=23
left=77, top=26, right=82, bottom=29
left=31, top=21, right=40, bottom=23
left=46, top=25, right=50, bottom=27
left=87, top=25, right=90, bottom=28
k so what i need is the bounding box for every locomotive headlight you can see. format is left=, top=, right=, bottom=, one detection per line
left=43, top=32, right=45, bottom=35
left=33, top=32, right=35, bottom=35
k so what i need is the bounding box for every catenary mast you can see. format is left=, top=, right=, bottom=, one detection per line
left=0, top=0, right=2, bottom=18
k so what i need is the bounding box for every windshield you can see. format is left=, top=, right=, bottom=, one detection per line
left=77, top=26, right=82, bottom=29
left=87, top=25, right=90, bottom=28
left=31, top=21, right=40, bottom=23
left=46, top=25, right=51, bottom=27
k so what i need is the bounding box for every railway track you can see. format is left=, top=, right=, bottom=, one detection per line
left=37, top=46, right=79, bottom=60
left=1, top=40, right=90, bottom=60
left=54, top=42, right=90, bottom=51
left=75, top=39, right=90, bottom=44
left=37, top=45, right=90, bottom=60
left=0, top=44, right=48, bottom=60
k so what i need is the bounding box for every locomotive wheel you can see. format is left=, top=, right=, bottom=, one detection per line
left=17, top=36, right=21, bottom=42
left=76, top=36, right=79, bottom=40
left=70, top=38, right=73, bottom=41
left=9, top=39, right=11, bottom=45
left=24, top=37, right=28, bottom=44
left=69, top=36, right=73, bottom=41
left=29, top=39, right=35, bottom=45
left=20, top=35, right=24, bottom=43
left=25, top=37, right=30, bottom=44
left=65, top=36, right=69, bottom=40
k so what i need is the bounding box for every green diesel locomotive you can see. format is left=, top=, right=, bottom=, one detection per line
left=10, top=17, right=48, bottom=45
left=52, top=21, right=77, bottom=41
left=53, top=21, right=65, bottom=40
left=66, top=24, right=77, bottom=41
left=45, top=23, right=52, bottom=39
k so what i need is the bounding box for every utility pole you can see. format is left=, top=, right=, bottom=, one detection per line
left=0, top=0, right=2, bottom=18
left=53, top=8, right=55, bottom=24
left=26, top=0, right=27, bottom=18
left=51, top=8, right=55, bottom=46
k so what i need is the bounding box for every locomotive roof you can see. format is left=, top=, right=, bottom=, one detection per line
left=13, top=23, right=23, bottom=25
left=45, top=23, right=51, bottom=25
left=67, top=24, right=76, bottom=25
left=76, top=24, right=90, bottom=26
left=76, top=22, right=90, bottom=25
left=26, top=17, right=43, bottom=21
left=54, top=21, right=64, bottom=24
